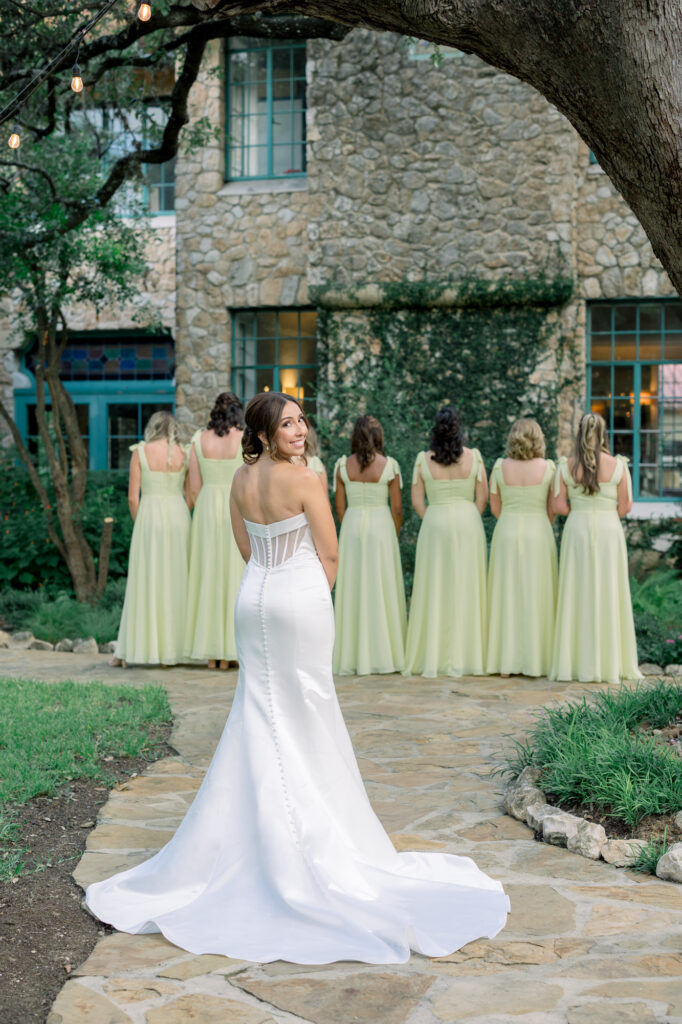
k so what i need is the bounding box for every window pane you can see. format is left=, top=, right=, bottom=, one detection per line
left=590, top=397, right=610, bottom=421
left=664, top=333, right=682, bottom=361
left=639, top=332, right=662, bottom=360
left=613, top=365, right=633, bottom=396
left=640, top=432, right=660, bottom=462
left=614, top=305, right=636, bottom=331
left=639, top=304, right=662, bottom=332
left=590, top=306, right=612, bottom=332
left=231, top=309, right=317, bottom=410
left=641, top=399, right=659, bottom=430
left=642, top=363, right=660, bottom=397
left=613, top=334, right=637, bottom=360
left=613, top=398, right=634, bottom=430
left=590, top=335, right=612, bottom=360
left=612, top=433, right=633, bottom=460
left=665, top=303, right=682, bottom=331
left=639, top=465, right=661, bottom=497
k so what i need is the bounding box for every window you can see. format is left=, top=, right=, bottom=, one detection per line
left=226, top=38, right=306, bottom=181
left=231, top=309, right=317, bottom=417
left=15, top=331, right=175, bottom=470
left=587, top=301, right=682, bottom=499
left=143, top=156, right=175, bottom=214
left=91, top=107, right=175, bottom=214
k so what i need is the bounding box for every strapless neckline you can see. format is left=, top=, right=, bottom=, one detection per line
left=244, top=512, right=308, bottom=538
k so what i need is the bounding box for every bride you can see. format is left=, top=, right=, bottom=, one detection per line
left=86, top=391, right=509, bottom=964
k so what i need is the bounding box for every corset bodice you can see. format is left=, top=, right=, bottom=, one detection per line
left=245, top=512, right=317, bottom=569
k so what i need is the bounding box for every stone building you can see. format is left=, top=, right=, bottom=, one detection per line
left=2, top=28, right=680, bottom=514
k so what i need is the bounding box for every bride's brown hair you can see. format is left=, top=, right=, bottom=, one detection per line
left=242, top=391, right=307, bottom=465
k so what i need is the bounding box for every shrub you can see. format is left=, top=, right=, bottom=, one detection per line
left=0, top=580, right=124, bottom=642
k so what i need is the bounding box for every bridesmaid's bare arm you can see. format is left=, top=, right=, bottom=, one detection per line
left=474, top=465, right=489, bottom=515
left=128, top=450, right=141, bottom=522
left=334, top=470, right=347, bottom=524
left=229, top=486, right=251, bottom=563
left=187, top=445, right=202, bottom=509
left=411, top=466, right=427, bottom=520
left=551, top=476, right=570, bottom=517
left=388, top=475, right=403, bottom=536
left=489, top=488, right=502, bottom=519
left=617, top=471, right=633, bottom=518
left=303, top=473, right=339, bottom=588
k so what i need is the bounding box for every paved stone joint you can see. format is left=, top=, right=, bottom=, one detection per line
left=1, top=650, right=680, bottom=1023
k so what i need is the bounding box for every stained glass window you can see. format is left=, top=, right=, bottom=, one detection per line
left=27, top=335, right=175, bottom=381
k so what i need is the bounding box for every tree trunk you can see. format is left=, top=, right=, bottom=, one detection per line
left=196, top=0, right=682, bottom=294
left=23, top=315, right=99, bottom=603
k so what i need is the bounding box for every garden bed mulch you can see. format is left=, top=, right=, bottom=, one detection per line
left=0, top=734, right=174, bottom=1024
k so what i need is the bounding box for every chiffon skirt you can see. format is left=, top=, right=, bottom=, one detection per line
left=486, top=512, right=558, bottom=677
left=88, top=533, right=509, bottom=964
left=404, top=503, right=487, bottom=678
left=550, top=510, right=642, bottom=683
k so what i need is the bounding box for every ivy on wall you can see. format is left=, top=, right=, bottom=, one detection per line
left=314, top=273, right=577, bottom=595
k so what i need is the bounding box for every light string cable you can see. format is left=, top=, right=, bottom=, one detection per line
left=0, top=0, right=124, bottom=131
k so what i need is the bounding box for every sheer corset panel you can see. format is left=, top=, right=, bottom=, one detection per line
left=245, top=512, right=316, bottom=569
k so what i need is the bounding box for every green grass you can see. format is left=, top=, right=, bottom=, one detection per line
left=0, top=580, right=125, bottom=644
left=630, top=831, right=672, bottom=875
left=501, top=678, right=682, bottom=829
left=0, top=677, right=172, bottom=879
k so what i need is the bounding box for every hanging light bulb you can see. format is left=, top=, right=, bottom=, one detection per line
left=137, top=2, right=151, bottom=20
left=70, top=61, right=84, bottom=93
left=8, top=126, right=20, bottom=149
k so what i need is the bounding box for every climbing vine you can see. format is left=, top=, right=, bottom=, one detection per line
left=314, top=273, right=577, bottom=594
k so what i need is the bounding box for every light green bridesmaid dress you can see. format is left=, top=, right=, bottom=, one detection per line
left=184, top=430, right=245, bottom=662
left=404, top=449, right=487, bottom=678
left=550, top=455, right=642, bottom=684
left=486, top=459, right=558, bottom=677
left=308, top=455, right=325, bottom=477
left=115, top=442, right=190, bottom=665
left=332, top=455, right=406, bottom=675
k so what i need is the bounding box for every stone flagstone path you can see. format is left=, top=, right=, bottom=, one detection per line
left=1, top=649, right=681, bottom=1024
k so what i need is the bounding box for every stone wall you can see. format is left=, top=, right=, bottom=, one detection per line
left=174, top=39, right=310, bottom=430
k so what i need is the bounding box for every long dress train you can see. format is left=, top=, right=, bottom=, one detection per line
left=87, top=513, right=509, bottom=964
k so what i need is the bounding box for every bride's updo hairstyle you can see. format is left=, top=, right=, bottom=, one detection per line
left=351, top=415, right=384, bottom=470
left=430, top=406, right=464, bottom=465
left=207, top=391, right=244, bottom=436
left=506, top=418, right=546, bottom=461
left=574, top=411, right=610, bottom=495
left=242, top=391, right=307, bottom=465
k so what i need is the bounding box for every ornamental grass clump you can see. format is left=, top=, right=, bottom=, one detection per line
left=503, top=679, right=682, bottom=829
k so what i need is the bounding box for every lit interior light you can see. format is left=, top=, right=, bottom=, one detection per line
left=138, top=2, right=152, bottom=20
left=8, top=126, right=20, bottom=149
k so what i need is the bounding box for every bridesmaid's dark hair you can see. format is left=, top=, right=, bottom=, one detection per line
left=242, top=391, right=307, bottom=465
left=207, top=391, right=244, bottom=436
left=350, top=415, right=384, bottom=470
left=430, top=406, right=464, bottom=465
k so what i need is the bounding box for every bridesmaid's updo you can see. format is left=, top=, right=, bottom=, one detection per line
left=207, top=391, right=244, bottom=436
left=351, top=415, right=385, bottom=470
left=506, top=418, right=546, bottom=460
left=574, top=411, right=610, bottom=495
left=430, top=406, right=464, bottom=465
left=242, top=391, right=307, bottom=465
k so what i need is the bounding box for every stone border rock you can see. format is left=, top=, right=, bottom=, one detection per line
left=503, top=766, right=682, bottom=882
left=0, top=629, right=114, bottom=655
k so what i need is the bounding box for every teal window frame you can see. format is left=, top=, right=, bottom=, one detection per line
left=231, top=308, right=317, bottom=417
left=225, top=38, right=307, bottom=182
left=14, top=331, right=175, bottom=470
left=587, top=299, right=682, bottom=500
left=142, top=156, right=175, bottom=215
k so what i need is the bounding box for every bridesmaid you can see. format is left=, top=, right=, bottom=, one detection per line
left=302, top=424, right=329, bottom=493
left=486, top=418, right=558, bottom=678
left=404, top=406, right=488, bottom=678
left=333, top=415, right=406, bottom=675
left=184, top=392, right=246, bottom=669
left=112, top=411, right=190, bottom=667
left=550, top=412, right=642, bottom=683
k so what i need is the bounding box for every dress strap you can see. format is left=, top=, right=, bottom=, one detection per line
left=411, top=451, right=426, bottom=486
left=615, top=455, right=633, bottom=502
left=554, top=456, right=569, bottom=497
left=489, top=457, right=503, bottom=495
left=130, top=441, right=148, bottom=470
left=386, top=456, right=403, bottom=488
left=332, top=455, right=347, bottom=493
left=191, top=429, right=204, bottom=462
left=471, top=448, right=484, bottom=483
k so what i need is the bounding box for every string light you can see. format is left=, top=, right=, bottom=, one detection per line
left=70, top=58, right=84, bottom=93
left=137, top=2, right=151, bottom=21
left=8, top=126, right=20, bottom=149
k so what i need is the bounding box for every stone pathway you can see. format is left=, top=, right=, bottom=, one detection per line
left=1, top=650, right=681, bottom=1024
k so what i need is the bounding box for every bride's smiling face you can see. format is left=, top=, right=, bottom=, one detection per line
left=274, top=401, right=308, bottom=459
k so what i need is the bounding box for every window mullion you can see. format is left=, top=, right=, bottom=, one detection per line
left=633, top=362, right=641, bottom=500
left=267, top=47, right=274, bottom=178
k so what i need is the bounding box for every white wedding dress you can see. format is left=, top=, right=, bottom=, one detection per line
left=86, top=513, right=509, bottom=964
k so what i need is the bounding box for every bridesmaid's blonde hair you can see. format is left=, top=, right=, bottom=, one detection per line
left=304, top=424, right=321, bottom=461
left=574, top=412, right=610, bottom=495
left=144, top=411, right=182, bottom=468
left=506, top=418, right=546, bottom=460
